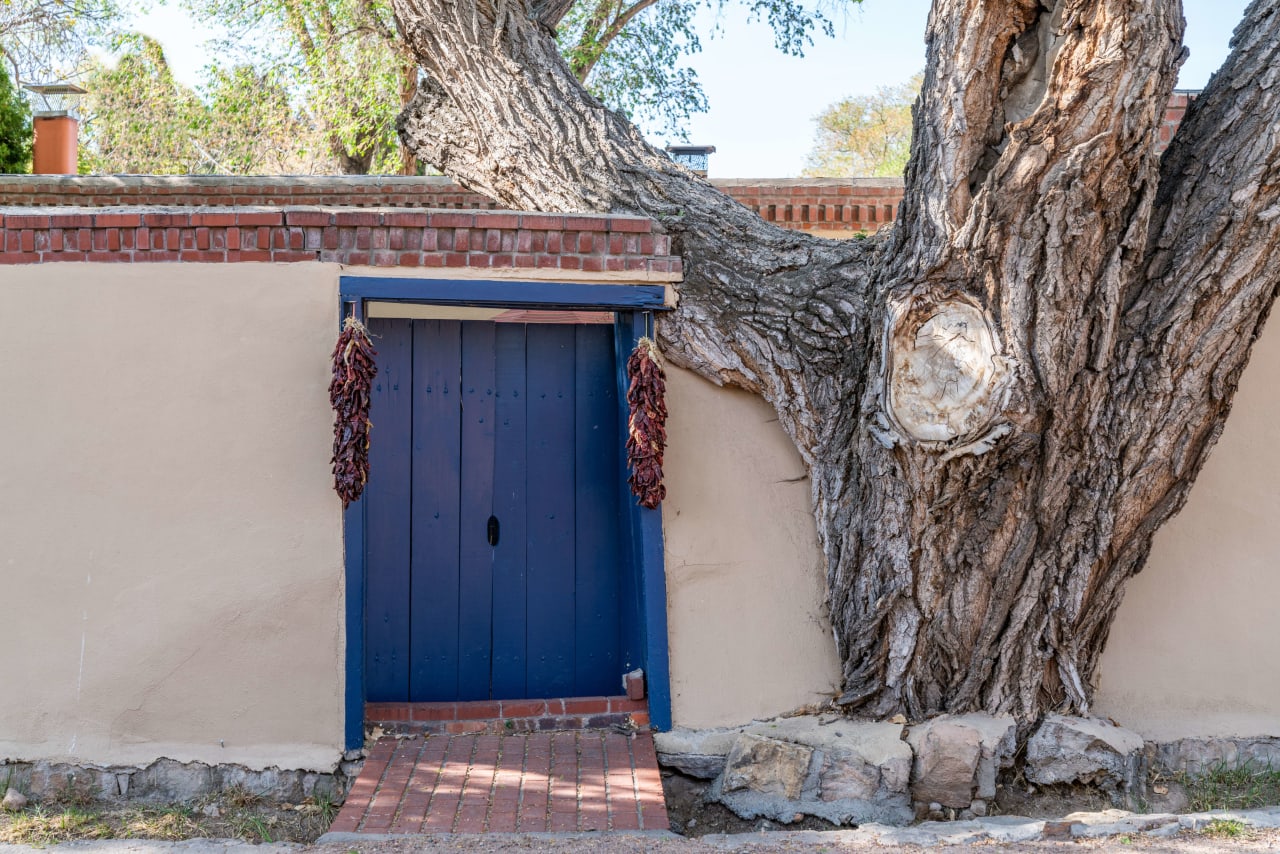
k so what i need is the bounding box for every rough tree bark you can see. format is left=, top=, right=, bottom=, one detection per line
left=390, top=0, right=1280, bottom=725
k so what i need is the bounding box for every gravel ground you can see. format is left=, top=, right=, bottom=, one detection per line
left=304, top=826, right=1280, bottom=852
left=2, top=825, right=1280, bottom=853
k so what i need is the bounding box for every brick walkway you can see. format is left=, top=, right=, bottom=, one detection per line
left=330, top=730, right=669, bottom=834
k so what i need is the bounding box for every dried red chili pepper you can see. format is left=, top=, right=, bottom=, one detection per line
left=626, top=336, right=668, bottom=509
left=330, top=316, right=378, bottom=507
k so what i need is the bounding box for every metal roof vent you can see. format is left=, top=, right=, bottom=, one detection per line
left=665, top=144, right=716, bottom=177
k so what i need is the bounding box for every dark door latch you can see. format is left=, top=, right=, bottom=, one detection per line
left=487, top=515, right=500, bottom=546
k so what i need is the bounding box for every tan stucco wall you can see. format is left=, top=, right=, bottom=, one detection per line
left=9, top=254, right=1272, bottom=761
left=1094, top=324, right=1280, bottom=741
left=661, top=366, right=841, bottom=728
left=0, top=263, right=346, bottom=771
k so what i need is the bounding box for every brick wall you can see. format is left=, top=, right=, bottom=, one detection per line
left=0, top=207, right=681, bottom=272
left=1157, top=91, right=1197, bottom=154
left=716, top=178, right=903, bottom=233
left=0, top=176, right=904, bottom=235
left=0, top=93, right=1198, bottom=247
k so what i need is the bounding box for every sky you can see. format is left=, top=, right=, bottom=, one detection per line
left=127, top=0, right=1250, bottom=178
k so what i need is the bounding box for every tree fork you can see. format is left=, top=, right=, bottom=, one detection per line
left=391, top=0, right=1280, bottom=726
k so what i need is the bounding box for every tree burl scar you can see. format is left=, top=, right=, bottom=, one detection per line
left=885, top=294, right=1008, bottom=444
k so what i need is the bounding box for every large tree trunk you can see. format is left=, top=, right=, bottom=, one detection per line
left=391, top=0, right=1280, bottom=725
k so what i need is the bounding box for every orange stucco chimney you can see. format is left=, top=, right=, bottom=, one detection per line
left=21, top=83, right=87, bottom=175
left=32, top=115, right=79, bottom=174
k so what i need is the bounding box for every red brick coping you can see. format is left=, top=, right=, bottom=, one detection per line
left=0, top=175, right=904, bottom=234
left=0, top=207, right=681, bottom=273
left=367, top=696, right=650, bottom=734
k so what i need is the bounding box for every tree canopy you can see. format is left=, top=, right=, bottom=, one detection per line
left=180, top=0, right=411, bottom=173
left=79, top=35, right=325, bottom=174
left=804, top=72, right=921, bottom=178
left=559, top=0, right=855, bottom=137
left=0, top=0, right=121, bottom=83
left=0, top=59, right=31, bottom=172
left=88, top=0, right=856, bottom=173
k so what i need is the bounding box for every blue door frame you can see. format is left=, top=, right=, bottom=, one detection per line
left=339, top=276, right=672, bottom=749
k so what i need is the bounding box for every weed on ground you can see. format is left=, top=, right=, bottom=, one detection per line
left=1179, top=761, right=1280, bottom=812
left=1202, top=817, right=1252, bottom=839
left=0, top=791, right=337, bottom=845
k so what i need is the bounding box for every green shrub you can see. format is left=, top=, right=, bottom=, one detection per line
left=0, top=63, right=32, bottom=173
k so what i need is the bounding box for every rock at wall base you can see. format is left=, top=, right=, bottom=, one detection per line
left=1026, top=715, right=1145, bottom=794
left=2, top=788, right=28, bottom=811
left=707, top=716, right=913, bottom=827
left=1151, top=736, right=1280, bottom=777
left=905, top=713, right=1016, bottom=808
left=721, top=733, right=812, bottom=800
left=655, top=727, right=741, bottom=779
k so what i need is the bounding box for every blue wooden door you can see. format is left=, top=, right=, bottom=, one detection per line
left=364, top=318, right=624, bottom=701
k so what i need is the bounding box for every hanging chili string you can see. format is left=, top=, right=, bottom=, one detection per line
left=626, top=336, right=667, bottom=509
left=329, top=316, right=378, bottom=507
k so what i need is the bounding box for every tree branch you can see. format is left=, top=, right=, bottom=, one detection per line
left=589, top=0, right=663, bottom=79
left=1105, top=0, right=1280, bottom=573
left=392, top=0, right=878, bottom=455
left=533, top=0, right=578, bottom=31
left=568, top=0, right=618, bottom=80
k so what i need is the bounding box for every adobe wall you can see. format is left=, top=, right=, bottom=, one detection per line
left=0, top=262, right=346, bottom=771
left=661, top=367, right=842, bottom=727
left=0, top=202, right=837, bottom=759
left=1092, top=317, right=1280, bottom=740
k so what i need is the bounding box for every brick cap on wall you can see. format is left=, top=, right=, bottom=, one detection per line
left=0, top=175, right=907, bottom=233
left=0, top=205, right=682, bottom=274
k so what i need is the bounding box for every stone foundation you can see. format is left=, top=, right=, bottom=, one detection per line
left=0, top=757, right=359, bottom=805
left=657, top=714, right=1280, bottom=828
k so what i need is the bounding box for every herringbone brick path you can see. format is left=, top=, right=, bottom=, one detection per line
left=330, top=730, right=668, bottom=834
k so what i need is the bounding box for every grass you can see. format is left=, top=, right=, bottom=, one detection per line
left=0, top=805, right=208, bottom=845
left=0, top=792, right=333, bottom=845
left=1202, top=818, right=1251, bottom=839
left=1179, top=760, right=1280, bottom=812
left=0, top=806, right=116, bottom=845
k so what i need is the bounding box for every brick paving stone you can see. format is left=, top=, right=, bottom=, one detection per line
left=633, top=731, right=669, bottom=830
left=333, top=727, right=667, bottom=835
left=518, top=732, right=552, bottom=832
left=578, top=733, right=609, bottom=832
left=605, top=732, right=641, bottom=831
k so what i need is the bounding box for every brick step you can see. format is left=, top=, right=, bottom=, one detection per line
left=366, top=696, right=649, bottom=735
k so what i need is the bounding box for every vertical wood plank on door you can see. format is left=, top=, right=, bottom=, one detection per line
left=525, top=325, right=577, bottom=697
left=491, top=324, right=529, bottom=699
left=364, top=318, right=414, bottom=701
left=457, top=322, right=497, bottom=699
left=574, top=324, right=623, bottom=695
left=410, top=320, right=463, bottom=701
